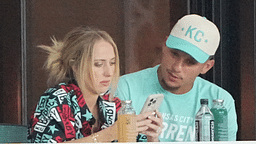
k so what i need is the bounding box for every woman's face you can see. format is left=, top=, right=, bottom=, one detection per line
left=92, top=39, right=116, bottom=94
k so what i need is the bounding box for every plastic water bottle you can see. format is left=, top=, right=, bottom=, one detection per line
left=195, top=99, right=214, bottom=141
left=117, top=100, right=137, bottom=142
left=210, top=99, right=228, bottom=141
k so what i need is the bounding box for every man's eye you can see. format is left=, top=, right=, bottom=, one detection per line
left=186, top=59, right=197, bottom=65
left=171, top=51, right=179, bottom=56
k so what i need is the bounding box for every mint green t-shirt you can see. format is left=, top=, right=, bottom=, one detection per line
left=115, top=65, right=237, bottom=142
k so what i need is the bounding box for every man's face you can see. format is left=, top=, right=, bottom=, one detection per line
left=158, top=45, right=214, bottom=94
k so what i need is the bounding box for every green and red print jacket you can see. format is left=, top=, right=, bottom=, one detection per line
left=27, top=82, right=121, bottom=143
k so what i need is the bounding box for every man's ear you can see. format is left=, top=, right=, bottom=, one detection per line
left=165, top=36, right=169, bottom=41
left=200, top=60, right=215, bottom=74
left=162, top=36, right=168, bottom=46
left=161, top=36, right=169, bottom=51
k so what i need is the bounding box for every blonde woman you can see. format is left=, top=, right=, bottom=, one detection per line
left=28, top=26, right=121, bottom=143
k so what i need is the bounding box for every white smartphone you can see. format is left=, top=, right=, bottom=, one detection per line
left=140, top=94, right=164, bottom=114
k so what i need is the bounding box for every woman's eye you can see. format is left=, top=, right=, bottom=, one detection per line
left=94, top=62, right=103, bottom=67
left=110, top=61, right=116, bottom=65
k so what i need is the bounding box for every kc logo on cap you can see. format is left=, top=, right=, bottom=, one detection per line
left=184, top=26, right=207, bottom=43
left=166, top=14, right=220, bottom=63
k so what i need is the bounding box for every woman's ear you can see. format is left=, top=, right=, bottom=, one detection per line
left=200, top=59, right=215, bottom=74
left=71, top=65, right=77, bottom=73
left=69, top=59, right=77, bottom=73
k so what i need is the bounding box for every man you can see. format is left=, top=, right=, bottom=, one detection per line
left=115, top=14, right=238, bottom=142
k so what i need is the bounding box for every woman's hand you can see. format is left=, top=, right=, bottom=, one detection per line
left=136, top=110, right=163, bottom=142
left=65, top=122, right=118, bottom=143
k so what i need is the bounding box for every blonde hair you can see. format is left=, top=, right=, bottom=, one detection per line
left=39, top=26, right=120, bottom=99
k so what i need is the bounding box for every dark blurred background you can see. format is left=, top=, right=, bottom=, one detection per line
left=0, top=0, right=255, bottom=141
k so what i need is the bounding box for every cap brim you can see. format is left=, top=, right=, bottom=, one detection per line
left=166, top=35, right=209, bottom=63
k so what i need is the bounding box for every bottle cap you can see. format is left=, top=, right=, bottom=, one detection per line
left=122, top=100, right=132, bottom=104
left=213, top=99, right=224, bottom=103
left=200, top=99, right=208, bottom=104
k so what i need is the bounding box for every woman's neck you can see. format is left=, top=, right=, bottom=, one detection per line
left=83, top=92, right=99, bottom=110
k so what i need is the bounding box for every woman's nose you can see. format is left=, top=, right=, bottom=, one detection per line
left=103, top=64, right=111, bottom=77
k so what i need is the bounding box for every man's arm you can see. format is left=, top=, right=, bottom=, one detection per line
left=115, top=77, right=131, bottom=101
left=226, top=99, right=238, bottom=141
left=115, top=76, right=164, bottom=142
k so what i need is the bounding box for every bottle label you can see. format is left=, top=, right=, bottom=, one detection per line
left=195, top=120, right=214, bottom=141
left=210, top=120, right=214, bottom=141
left=195, top=120, right=199, bottom=141
left=118, top=114, right=137, bottom=142
left=211, top=108, right=228, bottom=141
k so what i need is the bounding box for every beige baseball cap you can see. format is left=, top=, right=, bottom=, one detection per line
left=166, top=14, right=220, bottom=63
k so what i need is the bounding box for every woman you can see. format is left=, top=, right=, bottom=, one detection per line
left=27, top=26, right=121, bottom=143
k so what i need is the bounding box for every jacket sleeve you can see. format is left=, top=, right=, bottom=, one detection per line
left=28, top=93, right=77, bottom=143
